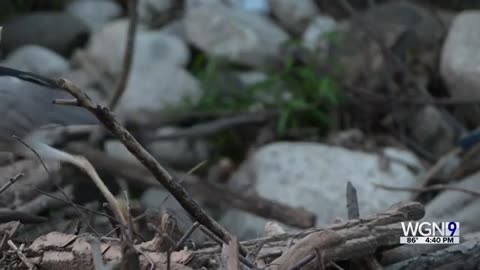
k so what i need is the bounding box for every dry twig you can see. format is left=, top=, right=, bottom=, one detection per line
left=13, top=136, right=105, bottom=235
left=374, top=183, right=480, bottom=197
left=87, top=236, right=118, bottom=270
left=54, top=78, right=243, bottom=254
left=175, top=222, right=200, bottom=250
left=147, top=111, right=275, bottom=141
left=272, top=230, right=344, bottom=270
left=8, top=240, right=37, bottom=270
left=190, top=202, right=424, bottom=269
left=412, top=147, right=462, bottom=200
left=108, top=0, right=138, bottom=109
left=227, top=237, right=239, bottom=270
left=0, top=172, right=24, bottom=194
left=0, top=209, right=46, bottom=224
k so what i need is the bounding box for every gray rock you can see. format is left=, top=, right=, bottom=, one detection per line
left=117, top=63, right=201, bottom=124
left=138, top=0, right=182, bottom=27
left=185, top=0, right=224, bottom=9
left=160, top=19, right=187, bottom=41
left=451, top=202, right=480, bottom=233
left=2, top=12, right=89, bottom=56
left=66, top=0, right=122, bottom=31
left=441, top=11, right=480, bottom=125
left=359, top=2, right=444, bottom=48
left=60, top=69, right=95, bottom=91
left=302, top=15, right=337, bottom=51
left=141, top=188, right=181, bottom=213
left=425, top=172, right=480, bottom=233
left=87, top=19, right=190, bottom=76
left=147, top=127, right=210, bottom=170
left=409, top=106, right=458, bottom=157
left=0, top=160, right=61, bottom=209
left=269, top=0, right=318, bottom=34
left=3, top=45, right=70, bottom=76
left=184, top=5, right=289, bottom=68
left=130, top=29, right=190, bottom=68
left=187, top=0, right=270, bottom=15
left=383, top=147, right=424, bottom=173
left=326, top=129, right=364, bottom=148
left=335, top=2, right=444, bottom=86
left=221, top=143, right=420, bottom=239
left=105, top=140, right=141, bottom=165
left=230, top=0, right=270, bottom=14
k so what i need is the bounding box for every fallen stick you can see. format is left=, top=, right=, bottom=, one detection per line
left=191, top=202, right=424, bottom=269
left=237, top=201, right=424, bottom=247
left=66, top=143, right=316, bottom=228
left=6, top=202, right=426, bottom=270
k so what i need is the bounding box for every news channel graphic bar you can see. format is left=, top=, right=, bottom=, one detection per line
left=400, top=221, right=460, bottom=245
left=400, top=236, right=460, bottom=244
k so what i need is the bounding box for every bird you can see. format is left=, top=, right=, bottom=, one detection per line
left=0, top=65, right=126, bottom=224
left=0, top=66, right=97, bottom=158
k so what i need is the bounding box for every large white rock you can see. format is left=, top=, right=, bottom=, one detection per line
left=231, top=0, right=270, bottom=14
left=221, top=143, right=420, bottom=239
left=2, top=12, right=89, bottom=56
left=184, top=5, right=289, bottom=68
left=302, top=15, right=337, bottom=51
left=66, top=0, right=121, bottom=31
left=441, top=11, right=480, bottom=99
left=116, top=63, right=201, bottom=124
left=87, top=19, right=190, bottom=75
left=441, top=11, right=480, bottom=124
left=441, top=11, right=480, bottom=123
left=425, top=172, right=480, bottom=233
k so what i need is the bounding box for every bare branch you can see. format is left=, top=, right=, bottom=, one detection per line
left=55, top=78, right=244, bottom=255
left=109, top=0, right=138, bottom=109
left=8, top=240, right=37, bottom=270
left=374, top=183, right=480, bottom=197
left=0, top=172, right=24, bottom=194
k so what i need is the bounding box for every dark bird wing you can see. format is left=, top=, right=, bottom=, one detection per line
left=0, top=71, right=97, bottom=142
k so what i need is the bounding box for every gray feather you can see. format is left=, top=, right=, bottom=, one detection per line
left=0, top=77, right=97, bottom=143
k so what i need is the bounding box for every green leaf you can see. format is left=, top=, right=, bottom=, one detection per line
left=277, top=110, right=291, bottom=135
left=317, top=78, right=339, bottom=104
left=311, top=110, right=330, bottom=126
left=286, top=98, right=309, bottom=110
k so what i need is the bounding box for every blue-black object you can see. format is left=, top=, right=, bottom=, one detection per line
left=458, top=129, right=480, bottom=151
left=0, top=66, right=58, bottom=88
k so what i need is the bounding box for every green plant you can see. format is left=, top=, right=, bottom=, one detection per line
left=182, top=52, right=257, bottom=112
left=251, top=57, right=342, bottom=135
left=179, top=48, right=343, bottom=158
left=184, top=51, right=343, bottom=134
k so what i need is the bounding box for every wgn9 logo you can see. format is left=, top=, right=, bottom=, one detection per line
left=400, top=222, right=460, bottom=244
